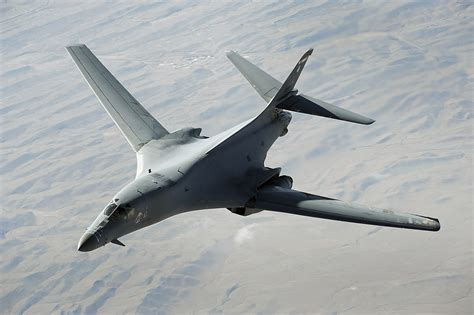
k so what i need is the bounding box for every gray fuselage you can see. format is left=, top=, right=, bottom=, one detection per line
left=78, top=109, right=291, bottom=251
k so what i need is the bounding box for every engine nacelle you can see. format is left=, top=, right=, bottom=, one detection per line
left=263, top=175, right=293, bottom=189
left=228, top=176, right=293, bottom=217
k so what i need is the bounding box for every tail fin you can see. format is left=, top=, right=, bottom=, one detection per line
left=227, top=49, right=375, bottom=125
left=270, top=48, right=313, bottom=105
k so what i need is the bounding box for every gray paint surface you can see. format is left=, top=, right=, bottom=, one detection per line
left=66, top=45, right=439, bottom=252
left=1, top=2, right=471, bottom=314
left=67, top=45, right=169, bottom=151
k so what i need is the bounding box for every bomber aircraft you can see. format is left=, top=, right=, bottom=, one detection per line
left=66, top=45, right=440, bottom=252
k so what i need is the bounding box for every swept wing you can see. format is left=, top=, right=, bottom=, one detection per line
left=66, top=44, right=169, bottom=151
left=250, top=186, right=440, bottom=231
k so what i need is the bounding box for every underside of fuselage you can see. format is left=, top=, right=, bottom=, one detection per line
left=174, top=109, right=292, bottom=209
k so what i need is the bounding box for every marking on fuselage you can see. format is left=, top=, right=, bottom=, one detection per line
left=94, top=231, right=101, bottom=243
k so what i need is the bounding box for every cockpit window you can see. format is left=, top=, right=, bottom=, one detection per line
left=103, top=203, right=118, bottom=216
left=109, top=204, right=136, bottom=221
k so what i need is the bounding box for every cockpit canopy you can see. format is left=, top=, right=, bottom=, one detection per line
left=103, top=202, right=118, bottom=216
left=101, top=201, right=136, bottom=222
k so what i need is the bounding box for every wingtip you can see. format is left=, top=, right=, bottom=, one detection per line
left=356, top=115, right=375, bottom=125
left=65, top=44, right=87, bottom=50
left=348, top=115, right=375, bottom=125
left=300, top=48, right=314, bottom=61
left=226, top=50, right=238, bottom=58
left=418, top=215, right=441, bottom=231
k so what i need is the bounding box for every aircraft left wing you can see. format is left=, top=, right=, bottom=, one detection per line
left=66, top=44, right=169, bottom=152
left=249, top=186, right=440, bottom=231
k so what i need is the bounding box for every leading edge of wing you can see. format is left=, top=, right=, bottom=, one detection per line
left=66, top=44, right=169, bottom=152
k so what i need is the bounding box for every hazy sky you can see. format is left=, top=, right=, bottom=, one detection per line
left=1, top=1, right=472, bottom=314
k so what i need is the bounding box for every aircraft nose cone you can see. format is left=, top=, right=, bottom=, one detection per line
left=78, top=232, right=100, bottom=252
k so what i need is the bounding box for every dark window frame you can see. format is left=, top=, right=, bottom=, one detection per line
left=103, top=203, right=118, bottom=216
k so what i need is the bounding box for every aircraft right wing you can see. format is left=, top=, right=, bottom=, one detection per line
left=66, top=44, right=169, bottom=152
left=249, top=185, right=440, bottom=231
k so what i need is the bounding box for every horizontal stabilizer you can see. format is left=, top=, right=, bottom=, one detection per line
left=227, top=50, right=375, bottom=125
left=278, top=94, right=375, bottom=125
left=250, top=186, right=440, bottom=231
left=226, top=50, right=282, bottom=103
